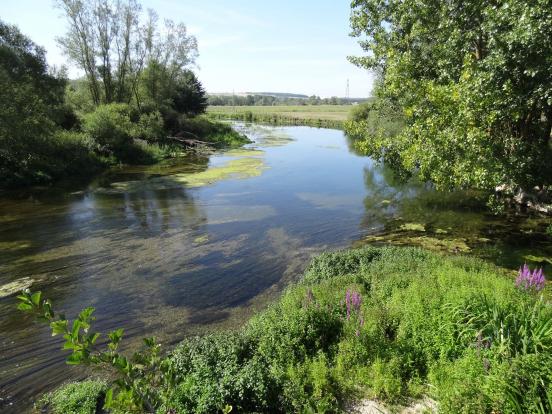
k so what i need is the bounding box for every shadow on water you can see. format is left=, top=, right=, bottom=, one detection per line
left=0, top=123, right=550, bottom=412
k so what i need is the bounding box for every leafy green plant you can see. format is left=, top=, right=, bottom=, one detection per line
left=82, top=103, right=135, bottom=152
left=348, top=0, right=552, bottom=195
left=19, top=247, right=552, bottom=413
left=38, top=380, right=107, bottom=414
left=17, top=289, right=173, bottom=412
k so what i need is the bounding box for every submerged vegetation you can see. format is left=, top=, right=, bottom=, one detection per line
left=20, top=247, right=551, bottom=413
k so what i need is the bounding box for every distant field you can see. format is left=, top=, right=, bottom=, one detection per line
left=207, top=105, right=353, bottom=123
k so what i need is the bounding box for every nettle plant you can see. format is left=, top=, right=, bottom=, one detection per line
left=17, top=289, right=175, bottom=412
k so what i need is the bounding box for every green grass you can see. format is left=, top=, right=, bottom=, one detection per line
left=43, top=247, right=552, bottom=413
left=207, top=105, right=353, bottom=128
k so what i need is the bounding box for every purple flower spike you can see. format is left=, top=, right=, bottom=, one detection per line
left=516, top=263, right=546, bottom=292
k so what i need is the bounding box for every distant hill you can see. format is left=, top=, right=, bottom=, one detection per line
left=209, top=91, right=309, bottom=99
left=208, top=92, right=370, bottom=101
left=246, top=92, right=309, bottom=99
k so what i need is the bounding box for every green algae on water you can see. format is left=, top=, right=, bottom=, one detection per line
left=400, top=223, right=426, bottom=232
left=173, top=158, right=267, bottom=187
left=194, top=234, right=209, bottom=244
left=223, top=149, right=264, bottom=157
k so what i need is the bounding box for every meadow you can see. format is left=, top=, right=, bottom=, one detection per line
left=207, top=105, right=354, bottom=128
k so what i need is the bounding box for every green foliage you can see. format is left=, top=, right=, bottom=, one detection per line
left=81, top=104, right=173, bottom=164
left=82, top=103, right=135, bottom=151
left=349, top=0, right=552, bottom=193
left=172, top=70, right=208, bottom=116
left=17, top=289, right=174, bottom=412
left=176, top=116, right=251, bottom=147
left=0, top=7, right=240, bottom=189
left=0, top=20, right=101, bottom=187
left=429, top=350, right=493, bottom=413
left=21, top=247, right=552, bottom=413
left=38, top=380, right=107, bottom=414
left=135, top=111, right=166, bottom=143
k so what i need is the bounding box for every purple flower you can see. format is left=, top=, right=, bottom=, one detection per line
left=344, top=289, right=363, bottom=333
left=345, top=289, right=351, bottom=320
left=515, top=264, right=546, bottom=292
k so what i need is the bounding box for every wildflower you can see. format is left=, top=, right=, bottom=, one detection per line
left=515, top=264, right=546, bottom=292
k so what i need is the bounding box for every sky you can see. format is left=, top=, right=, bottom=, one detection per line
left=1, top=0, right=374, bottom=97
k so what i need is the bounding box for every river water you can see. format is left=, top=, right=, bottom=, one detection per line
left=0, top=123, right=550, bottom=411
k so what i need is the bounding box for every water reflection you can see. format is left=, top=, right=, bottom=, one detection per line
left=0, top=123, right=550, bottom=412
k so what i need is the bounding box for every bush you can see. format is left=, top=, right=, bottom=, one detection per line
left=38, top=380, right=107, bottom=414
left=135, top=111, right=166, bottom=143
left=175, top=116, right=250, bottom=147
left=0, top=129, right=103, bottom=188
left=82, top=103, right=134, bottom=151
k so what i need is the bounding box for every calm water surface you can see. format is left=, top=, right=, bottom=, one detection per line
left=1, top=123, right=550, bottom=411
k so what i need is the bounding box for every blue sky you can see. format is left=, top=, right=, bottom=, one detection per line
left=1, top=0, right=373, bottom=97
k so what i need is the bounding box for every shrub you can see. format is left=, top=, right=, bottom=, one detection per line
left=428, top=350, right=492, bottom=414
left=135, top=111, right=166, bottom=143
left=38, top=380, right=107, bottom=414
left=0, top=129, right=102, bottom=188
left=82, top=103, right=134, bottom=151
left=175, top=116, right=250, bottom=147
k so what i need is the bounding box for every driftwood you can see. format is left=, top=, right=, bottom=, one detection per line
left=168, top=133, right=216, bottom=152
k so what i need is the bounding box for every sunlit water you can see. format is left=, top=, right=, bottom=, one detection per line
left=0, top=124, right=550, bottom=411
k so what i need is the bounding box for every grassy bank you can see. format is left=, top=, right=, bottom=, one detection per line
left=207, top=105, right=353, bottom=129
left=38, top=247, right=551, bottom=414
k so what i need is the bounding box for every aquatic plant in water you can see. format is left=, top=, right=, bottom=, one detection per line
left=515, top=264, right=546, bottom=292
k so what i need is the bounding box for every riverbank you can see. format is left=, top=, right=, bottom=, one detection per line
left=36, top=246, right=551, bottom=413
left=207, top=105, right=352, bottom=129
left=0, top=117, right=250, bottom=191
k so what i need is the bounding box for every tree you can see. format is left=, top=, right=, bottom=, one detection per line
left=348, top=0, right=552, bottom=194
left=0, top=20, right=67, bottom=185
left=172, top=70, right=207, bottom=116
left=56, top=0, right=198, bottom=108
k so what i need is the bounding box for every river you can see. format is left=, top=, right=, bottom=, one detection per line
left=0, top=123, right=550, bottom=411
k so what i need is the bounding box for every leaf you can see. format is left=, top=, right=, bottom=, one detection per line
left=78, top=306, right=95, bottom=323
left=108, top=328, right=124, bottom=345
left=30, top=291, right=41, bottom=307
left=50, top=319, right=68, bottom=336
left=67, top=351, right=84, bottom=365
left=17, top=303, right=33, bottom=312
left=71, top=319, right=82, bottom=339
left=88, top=332, right=100, bottom=345
left=104, top=388, right=114, bottom=409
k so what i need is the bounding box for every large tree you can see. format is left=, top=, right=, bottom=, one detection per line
left=348, top=0, right=552, bottom=194
left=0, top=20, right=67, bottom=185
left=56, top=0, right=198, bottom=108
